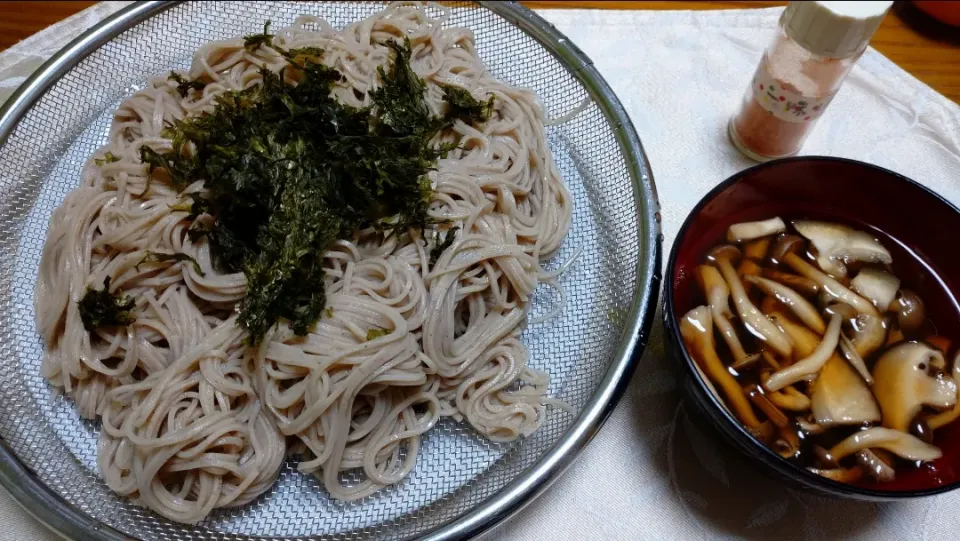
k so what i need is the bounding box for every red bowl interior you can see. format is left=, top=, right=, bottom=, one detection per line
left=671, top=157, right=960, bottom=493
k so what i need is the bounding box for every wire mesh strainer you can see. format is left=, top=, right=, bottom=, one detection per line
left=0, top=1, right=660, bottom=539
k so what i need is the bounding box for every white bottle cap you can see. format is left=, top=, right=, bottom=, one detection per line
left=782, top=1, right=893, bottom=58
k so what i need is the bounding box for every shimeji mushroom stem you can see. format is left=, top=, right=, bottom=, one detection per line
left=765, top=314, right=843, bottom=392
left=784, top=252, right=879, bottom=317
left=746, top=275, right=825, bottom=334
left=767, top=386, right=811, bottom=411
left=680, top=307, right=762, bottom=430
left=838, top=334, right=873, bottom=384
left=746, top=385, right=790, bottom=428
left=696, top=265, right=753, bottom=365
left=808, top=466, right=864, bottom=483
left=762, top=268, right=819, bottom=296
left=829, top=427, right=942, bottom=461
left=767, top=308, right=820, bottom=359
left=715, top=257, right=792, bottom=357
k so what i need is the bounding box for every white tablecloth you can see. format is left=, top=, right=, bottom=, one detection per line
left=2, top=4, right=959, bottom=541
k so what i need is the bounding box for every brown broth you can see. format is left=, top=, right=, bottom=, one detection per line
left=687, top=216, right=960, bottom=489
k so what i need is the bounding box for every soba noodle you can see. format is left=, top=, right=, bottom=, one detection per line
left=35, top=2, right=571, bottom=523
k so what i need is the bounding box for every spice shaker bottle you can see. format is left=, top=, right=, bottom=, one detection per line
left=729, top=1, right=892, bottom=162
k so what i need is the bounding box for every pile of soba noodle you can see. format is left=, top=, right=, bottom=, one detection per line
left=35, top=3, right=571, bottom=523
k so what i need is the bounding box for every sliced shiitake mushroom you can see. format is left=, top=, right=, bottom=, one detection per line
left=792, top=220, right=892, bottom=279
left=850, top=267, right=900, bottom=312
left=872, top=342, right=957, bottom=432
left=810, top=354, right=881, bottom=427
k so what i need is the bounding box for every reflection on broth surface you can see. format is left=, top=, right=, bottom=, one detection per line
left=679, top=217, right=960, bottom=488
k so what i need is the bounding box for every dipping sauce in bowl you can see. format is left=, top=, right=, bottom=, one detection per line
left=664, top=157, right=960, bottom=498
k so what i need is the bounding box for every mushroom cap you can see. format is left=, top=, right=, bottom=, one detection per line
left=707, top=244, right=743, bottom=265
left=909, top=415, right=934, bottom=444
left=872, top=342, right=958, bottom=432
left=856, top=449, right=896, bottom=483
left=824, top=302, right=857, bottom=321
left=811, top=355, right=882, bottom=426
left=891, top=289, right=926, bottom=333
left=770, top=234, right=805, bottom=265
left=680, top=306, right=714, bottom=346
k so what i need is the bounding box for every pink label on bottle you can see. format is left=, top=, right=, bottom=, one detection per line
left=752, top=65, right=835, bottom=124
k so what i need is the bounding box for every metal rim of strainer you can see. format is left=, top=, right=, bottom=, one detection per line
left=0, top=1, right=662, bottom=539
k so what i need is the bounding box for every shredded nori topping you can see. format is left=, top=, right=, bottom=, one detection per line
left=78, top=277, right=136, bottom=331
left=137, top=34, right=494, bottom=343
left=168, top=72, right=205, bottom=98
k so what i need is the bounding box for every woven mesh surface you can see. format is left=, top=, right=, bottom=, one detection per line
left=0, top=2, right=643, bottom=539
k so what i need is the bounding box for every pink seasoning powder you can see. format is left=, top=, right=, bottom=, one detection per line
left=729, top=25, right=861, bottom=161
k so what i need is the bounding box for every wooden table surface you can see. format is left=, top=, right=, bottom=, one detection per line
left=0, top=1, right=957, bottom=103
